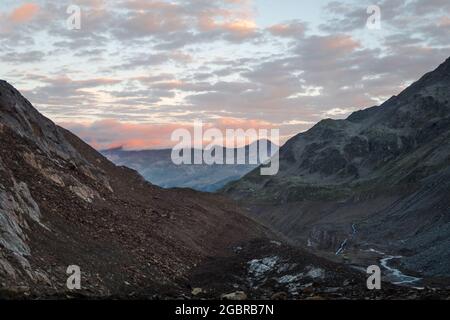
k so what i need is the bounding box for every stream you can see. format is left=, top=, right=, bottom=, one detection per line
left=335, top=223, right=357, bottom=255
left=335, top=239, right=348, bottom=255
left=380, top=255, right=422, bottom=285
left=334, top=224, right=422, bottom=286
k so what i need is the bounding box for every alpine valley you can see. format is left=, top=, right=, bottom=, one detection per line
left=1, top=58, right=450, bottom=300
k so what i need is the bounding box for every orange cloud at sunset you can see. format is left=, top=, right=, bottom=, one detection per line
left=10, top=3, right=39, bottom=23
left=439, top=16, right=450, bottom=27
left=324, top=35, right=360, bottom=52
left=60, top=117, right=278, bottom=151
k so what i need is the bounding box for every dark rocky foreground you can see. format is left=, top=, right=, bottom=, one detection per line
left=1, top=239, right=449, bottom=300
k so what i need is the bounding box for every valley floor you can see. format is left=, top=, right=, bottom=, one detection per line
left=2, top=238, right=449, bottom=300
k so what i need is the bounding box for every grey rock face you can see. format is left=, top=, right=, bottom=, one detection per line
left=0, top=80, right=113, bottom=290
left=0, top=164, right=45, bottom=285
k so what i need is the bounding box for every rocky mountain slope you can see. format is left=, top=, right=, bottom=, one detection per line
left=0, top=79, right=420, bottom=300
left=0, top=79, right=275, bottom=297
left=224, top=57, right=450, bottom=280
left=102, top=141, right=277, bottom=192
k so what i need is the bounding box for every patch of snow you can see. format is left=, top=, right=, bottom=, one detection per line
left=247, top=256, right=279, bottom=278
left=277, top=273, right=303, bottom=284
left=277, top=263, right=297, bottom=273
left=305, top=266, right=325, bottom=279
left=366, top=248, right=386, bottom=255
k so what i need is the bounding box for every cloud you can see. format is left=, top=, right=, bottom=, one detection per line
left=9, top=3, right=39, bottom=23
left=60, top=116, right=278, bottom=150
left=267, top=20, right=306, bottom=38
left=111, top=0, right=260, bottom=46
left=1, top=0, right=449, bottom=150
left=439, top=16, right=450, bottom=27
left=60, top=119, right=181, bottom=150
left=1, top=50, right=45, bottom=63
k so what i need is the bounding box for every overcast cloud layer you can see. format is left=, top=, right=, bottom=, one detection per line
left=0, top=0, right=449, bottom=149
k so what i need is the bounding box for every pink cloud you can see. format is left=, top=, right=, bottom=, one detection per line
left=268, top=21, right=305, bottom=38
left=439, top=16, right=450, bottom=27
left=215, top=117, right=275, bottom=130
left=60, top=117, right=277, bottom=150
left=199, top=15, right=257, bottom=37
left=10, top=3, right=39, bottom=23
left=324, top=35, right=360, bottom=52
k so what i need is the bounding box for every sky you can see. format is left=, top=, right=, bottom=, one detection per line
left=0, top=0, right=449, bottom=149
